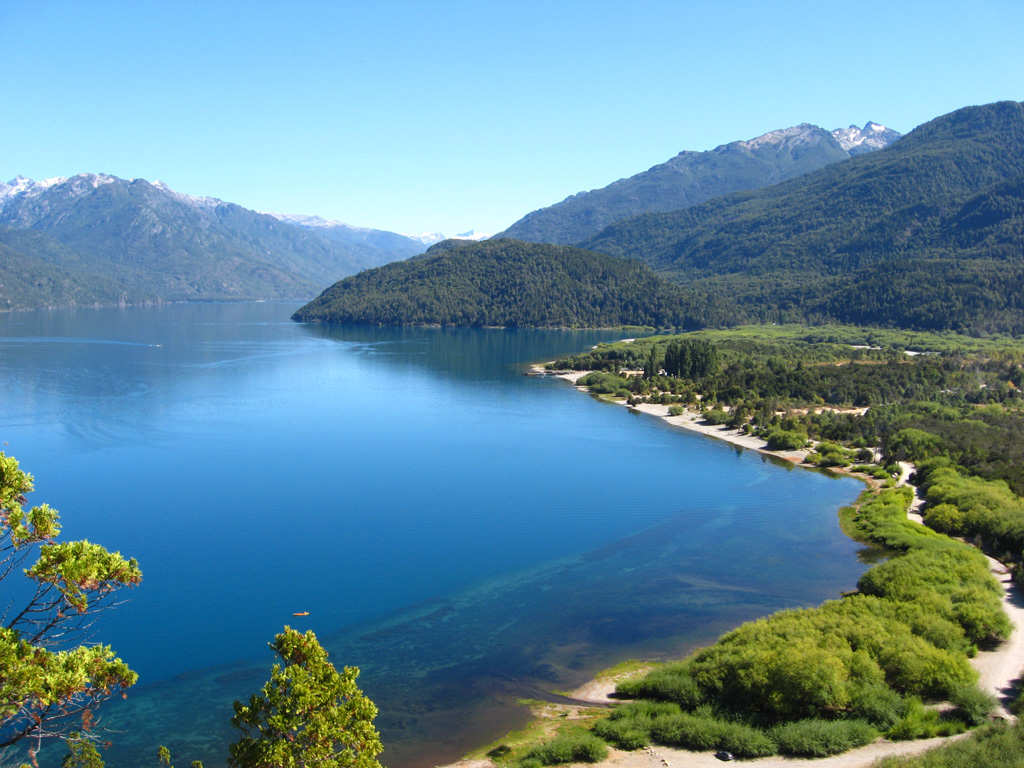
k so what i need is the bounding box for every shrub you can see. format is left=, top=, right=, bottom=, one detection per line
left=668, top=405, right=684, bottom=417
left=520, top=732, right=608, bottom=765
left=765, top=428, right=808, bottom=451
left=849, top=682, right=906, bottom=730
left=874, top=722, right=1024, bottom=767
left=592, top=719, right=649, bottom=750
left=648, top=713, right=775, bottom=758
left=887, top=699, right=966, bottom=741
left=949, top=685, right=998, bottom=726
left=617, top=666, right=705, bottom=709
left=702, top=408, right=731, bottom=426
left=770, top=719, right=878, bottom=757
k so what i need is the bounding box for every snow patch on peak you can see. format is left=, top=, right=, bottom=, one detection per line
left=0, top=174, right=71, bottom=208
left=451, top=230, right=491, bottom=241
left=267, top=212, right=372, bottom=234
left=737, top=124, right=820, bottom=151
left=152, top=180, right=224, bottom=211
left=402, top=232, right=448, bottom=246
left=831, top=122, right=901, bottom=152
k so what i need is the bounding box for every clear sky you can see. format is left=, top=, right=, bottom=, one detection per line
left=2, top=1, right=1022, bottom=237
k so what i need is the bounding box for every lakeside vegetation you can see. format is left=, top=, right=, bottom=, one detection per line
left=483, top=323, right=1024, bottom=765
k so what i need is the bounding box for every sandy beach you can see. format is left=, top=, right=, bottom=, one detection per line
left=542, top=367, right=809, bottom=462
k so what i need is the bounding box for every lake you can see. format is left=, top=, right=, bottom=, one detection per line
left=0, top=302, right=869, bottom=767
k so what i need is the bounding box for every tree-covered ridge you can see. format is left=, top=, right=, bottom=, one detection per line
left=292, top=239, right=743, bottom=329
left=497, top=123, right=898, bottom=245
left=582, top=101, right=1024, bottom=334
left=0, top=228, right=138, bottom=310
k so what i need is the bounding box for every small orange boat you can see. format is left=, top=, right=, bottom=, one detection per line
left=292, top=611, right=310, bottom=617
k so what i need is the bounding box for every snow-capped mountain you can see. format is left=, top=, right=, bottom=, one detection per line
left=403, top=232, right=448, bottom=247
left=0, top=173, right=427, bottom=310
left=498, top=120, right=902, bottom=244
left=831, top=122, right=902, bottom=155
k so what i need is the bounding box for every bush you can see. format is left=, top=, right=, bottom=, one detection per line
left=849, top=682, right=907, bottom=730
left=648, top=713, right=775, bottom=758
left=887, top=699, right=966, bottom=741
left=770, top=719, right=878, bottom=757
left=617, top=666, right=705, bottom=709
left=520, top=732, right=609, bottom=765
left=874, top=721, right=1024, bottom=767
left=950, top=685, right=998, bottom=726
left=702, top=408, right=731, bottom=426
left=593, top=719, right=649, bottom=750
left=668, top=405, right=684, bottom=417
left=765, top=428, right=808, bottom=451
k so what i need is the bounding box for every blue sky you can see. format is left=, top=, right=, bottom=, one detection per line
left=2, top=1, right=1022, bottom=236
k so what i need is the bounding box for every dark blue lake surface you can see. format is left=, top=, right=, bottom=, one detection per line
left=0, top=303, right=869, bottom=767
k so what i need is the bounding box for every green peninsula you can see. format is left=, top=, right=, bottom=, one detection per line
left=292, top=239, right=740, bottom=329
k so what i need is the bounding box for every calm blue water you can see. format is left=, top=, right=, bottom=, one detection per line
left=0, top=303, right=869, bottom=767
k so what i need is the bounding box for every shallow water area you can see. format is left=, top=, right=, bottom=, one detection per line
left=0, top=303, right=868, bottom=767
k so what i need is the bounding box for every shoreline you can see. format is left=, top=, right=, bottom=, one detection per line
left=536, top=366, right=810, bottom=462
left=448, top=367, right=1024, bottom=768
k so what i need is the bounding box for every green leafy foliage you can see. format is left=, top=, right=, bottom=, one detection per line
left=293, top=239, right=742, bottom=328
left=874, top=720, right=1024, bottom=767
left=517, top=731, right=608, bottom=766
left=769, top=719, right=878, bottom=757
left=0, top=453, right=140, bottom=753
left=229, top=627, right=382, bottom=768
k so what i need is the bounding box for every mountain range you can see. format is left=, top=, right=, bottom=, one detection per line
left=298, top=101, right=1024, bottom=334
left=0, top=174, right=434, bottom=310
left=496, top=122, right=901, bottom=244
left=582, top=100, right=1024, bottom=333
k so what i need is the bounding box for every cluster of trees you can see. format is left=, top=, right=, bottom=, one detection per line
left=661, top=339, right=719, bottom=379
left=1, top=452, right=382, bottom=768
left=293, top=239, right=743, bottom=329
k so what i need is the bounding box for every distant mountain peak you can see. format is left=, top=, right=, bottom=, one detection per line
left=1, top=173, right=126, bottom=212
left=831, top=122, right=901, bottom=152
left=402, top=232, right=447, bottom=246
left=497, top=119, right=902, bottom=245
left=736, top=123, right=822, bottom=151
left=152, top=179, right=224, bottom=211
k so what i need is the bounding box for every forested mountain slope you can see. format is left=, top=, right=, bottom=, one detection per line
left=583, top=101, right=1024, bottom=334
left=497, top=122, right=900, bottom=245
left=292, top=239, right=741, bottom=329
left=0, top=174, right=417, bottom=308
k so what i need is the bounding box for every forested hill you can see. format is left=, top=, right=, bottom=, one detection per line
left=496, top=122, right=900, bottom=245
left=582, top=100, right=1024, bottom=334
left=291, top=239, right=742, bottom=329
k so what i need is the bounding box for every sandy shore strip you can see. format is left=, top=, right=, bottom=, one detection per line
left=536, top=366, right=809, bottom=462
